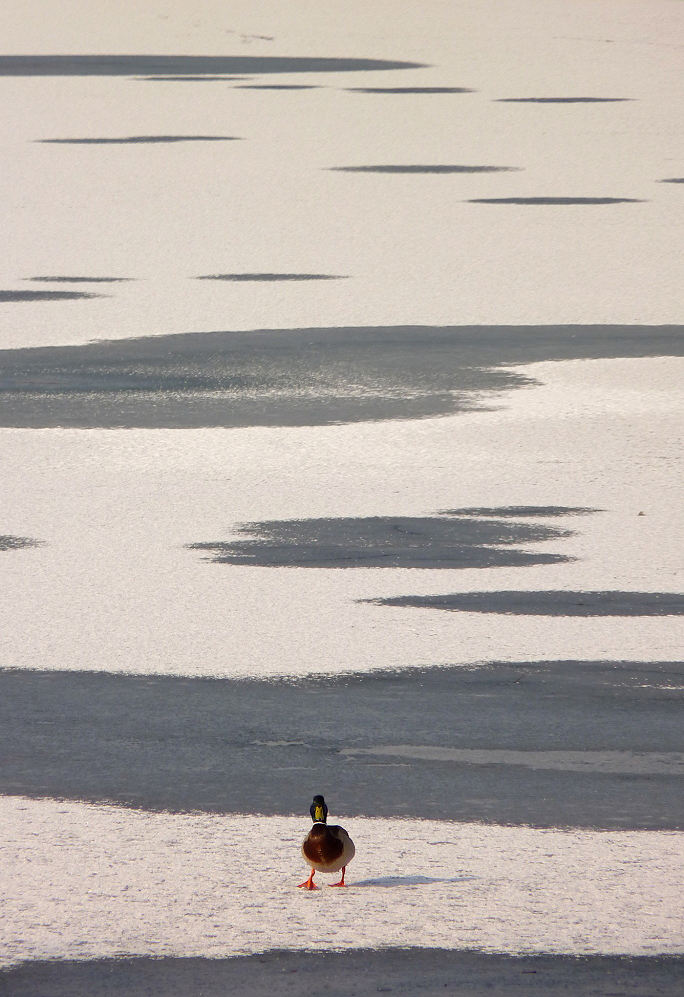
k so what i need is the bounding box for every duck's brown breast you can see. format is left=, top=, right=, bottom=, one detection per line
left=302, top=826, right=344, bottom=867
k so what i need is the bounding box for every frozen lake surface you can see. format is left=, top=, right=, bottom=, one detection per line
left=0, top=0, right=683, bottom=988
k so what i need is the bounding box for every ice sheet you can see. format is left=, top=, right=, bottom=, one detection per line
left=1, top=357, right=683, bottom=679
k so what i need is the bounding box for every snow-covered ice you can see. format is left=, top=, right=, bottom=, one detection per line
left=1, top=796, right=682, bottom=968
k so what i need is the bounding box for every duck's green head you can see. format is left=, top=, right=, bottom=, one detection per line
left=310, top=794, right=328, bottom=824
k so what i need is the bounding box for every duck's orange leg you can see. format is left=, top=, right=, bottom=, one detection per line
left=297, top=869, right=318, bottom=890
left=329, top=866, right=347, bottom=887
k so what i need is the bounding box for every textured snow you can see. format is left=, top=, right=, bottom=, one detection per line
left=1, top=796, right=682, bottom=968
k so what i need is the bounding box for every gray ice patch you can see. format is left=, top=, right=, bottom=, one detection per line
left=341, top=746, right=684, bottom=775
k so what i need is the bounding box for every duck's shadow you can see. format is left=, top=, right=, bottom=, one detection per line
left=353, top=874, right=476, bottom=887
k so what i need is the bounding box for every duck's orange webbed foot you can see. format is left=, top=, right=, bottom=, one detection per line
left=329, top=867, right=347, bottom=887
left=298, top=871, right=318, bottom=890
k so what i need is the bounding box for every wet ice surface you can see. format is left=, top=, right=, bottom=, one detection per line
left=3, top=951, right=684, bottom=997
left=37, top=135, right=241, bottom=144
left=0, top=56, right=422, bottom=75
left=370, top=590, right=684, bottom=614
left=496, top=97, right=634, bottom=102
left=188, top=513, right=576, bottom=568
left=328, top=165, right=521, bottom=173
left=2, top=661, right=681, bottom=828
left=0, top=797, right=682, bottom=968
left=0, top=325, right=683, bottom=429
left=468, top=197, right=644, bottom=204
left=26, top=276, right=133, bottom=283
left=195, top=273, right=346, bottom=281
left=0, top=290, right=104, bottom=301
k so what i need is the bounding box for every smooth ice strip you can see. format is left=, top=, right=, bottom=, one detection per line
left=0, top=796, right=682, bottom=967
left=342, top=747, right=684, bottom=774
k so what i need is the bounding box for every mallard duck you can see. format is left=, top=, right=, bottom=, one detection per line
left=298, top=794, right=355, bottom=889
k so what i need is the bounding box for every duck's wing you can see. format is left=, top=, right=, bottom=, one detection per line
left=328, top=825, right=356, bottom=863
left=328, top=824, right=352, bottom=842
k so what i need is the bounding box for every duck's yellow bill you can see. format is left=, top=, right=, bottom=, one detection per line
left=314, top=805, right=325, bottom=822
